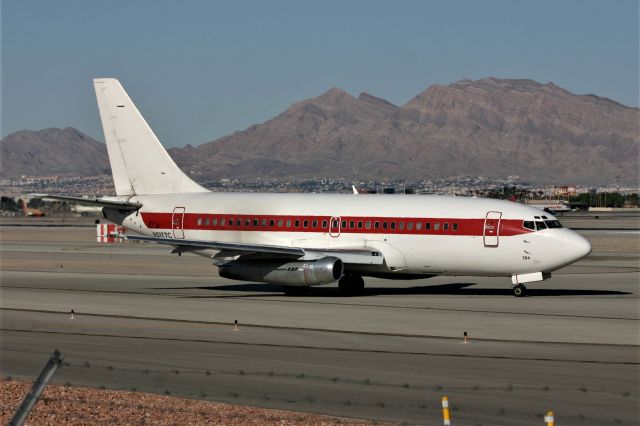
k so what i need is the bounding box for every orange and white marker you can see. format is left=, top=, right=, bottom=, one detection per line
left=441, top=396, right=451, bottom=425
left=544, top=410, right=554, bottom=426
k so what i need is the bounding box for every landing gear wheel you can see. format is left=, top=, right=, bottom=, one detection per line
left=283, top=286, right=309, bottom=296
left=513, top=284, right=527, bottom=297
left=338, top=275, right=365, bottom=295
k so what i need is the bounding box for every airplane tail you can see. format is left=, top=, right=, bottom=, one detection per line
left=93, top=78, right=208, bottom=196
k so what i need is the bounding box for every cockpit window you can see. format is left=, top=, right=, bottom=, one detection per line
left=523, top=221, right=535, bottom=231
left=545, top=220, right=563, bottom=229
left=535, top=221, right=547, bottom=230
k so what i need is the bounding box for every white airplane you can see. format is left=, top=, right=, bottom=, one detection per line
left=43, top=79, right=592, bottom=297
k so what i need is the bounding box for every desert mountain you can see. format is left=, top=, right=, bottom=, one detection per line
left=2, top=78, right=638, bottom=185
left=172, top=78, right=639, bottom=185
left=0, top=127, right=109, bottom=178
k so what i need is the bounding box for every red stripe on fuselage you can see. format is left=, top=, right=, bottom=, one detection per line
left=141, top=212, right=531, bottom=237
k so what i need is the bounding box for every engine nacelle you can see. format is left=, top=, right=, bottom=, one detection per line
left=219, top=256, right=343, bottom=286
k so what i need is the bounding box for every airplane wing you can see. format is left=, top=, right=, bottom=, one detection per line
left=125, top=235, right=384, bottom=265
left=31, top=194, right=142, bottom=210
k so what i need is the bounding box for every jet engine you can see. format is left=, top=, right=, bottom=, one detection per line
left=219, top=256, right=343, bottom=286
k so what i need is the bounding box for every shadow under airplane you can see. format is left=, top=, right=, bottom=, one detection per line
left=173, top=282, right=632, bottom=298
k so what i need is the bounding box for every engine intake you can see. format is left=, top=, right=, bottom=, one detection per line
left=219, top=256, right=343, bottom=286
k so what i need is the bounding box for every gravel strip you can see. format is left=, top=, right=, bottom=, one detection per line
left=1, top=377, right=391, bottom=425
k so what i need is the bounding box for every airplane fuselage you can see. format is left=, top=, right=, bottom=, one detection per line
left=111, top=192, right=591, bottom=282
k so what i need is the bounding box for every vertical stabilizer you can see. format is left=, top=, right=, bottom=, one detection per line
left=93, top=78, right=208, bottom=196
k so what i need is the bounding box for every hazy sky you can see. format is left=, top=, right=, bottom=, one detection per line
left=2, top=0, right=638, bottom=147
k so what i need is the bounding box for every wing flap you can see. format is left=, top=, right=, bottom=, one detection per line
left=126, top=235, right=384, bottom=265
left=126, top=235, right=305, bottom=257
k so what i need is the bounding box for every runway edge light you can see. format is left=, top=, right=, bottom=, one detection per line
left=544, top=410, right=555, bottom=425
left=441, top=396, right=451, bottom=425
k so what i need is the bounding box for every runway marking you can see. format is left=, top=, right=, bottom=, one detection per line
left=1, top=328, right=637, bottom=365
left=220, top=296, right=639, bottom=321
left=1, top=285, right=637, bottom=321
left=2, top=307, right=638, bottom=348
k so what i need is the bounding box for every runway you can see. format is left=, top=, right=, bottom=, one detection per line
left=1, top=216, right=638, bottom=425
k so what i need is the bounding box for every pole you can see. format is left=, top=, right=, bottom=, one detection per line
left=544, top=410, right=555, bottom=425
left=441, top=396, right=451, bottom=425
left=10, top=349, right=65, bottom=426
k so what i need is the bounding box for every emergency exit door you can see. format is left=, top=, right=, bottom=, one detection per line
left=483, top=211, right=502, bottom=247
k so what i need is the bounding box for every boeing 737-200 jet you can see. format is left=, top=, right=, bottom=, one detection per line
left=42, top=79, right=592, bottom=297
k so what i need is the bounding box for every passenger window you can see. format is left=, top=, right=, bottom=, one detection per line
left=295, top=220, right=300, bottom=228
left=253, top=219, right=259, bottom=227
left=390, top=222, right=396, bottom=230
left=212, top=218, right=217, bottom=226
left=269, top=219, right=275, bottom=227
left=322, top=220, right=328, bottom=228
left=416, top=222, right=422, bottom=231
left=245, top=218, right=251, bottom=226
left=228, top=219, right=234, bottom=226
left=342, top=220, right=347, bottom=228
left=197, top=218, right=202, bottom=226
left=425, top=222, right=431, bottom=230
left=434, top=223, right=440, bottom=231
left=374, top=221, right=380, bottom=229
left=220, top=218, right=226, bottom=226
left=443, top=223, right=449, bottom=231
left=303, top=220, right=308, bottom=228
left=523, top=221, right=535, bottom=231
left=261, top=219, right=267, bottom=227
left=407, top=222, right=413, bottom=230
left=382, top=222, right=388, bottom=229
left=365, top=221, right=371, bottom=229
left=349, top=220, right=355, bottom=228
left=286, top=219, right=291, bottom=227
left=357, top=221, right=363, bottom=229
left=278, top=219, right=283, bottom=227
left=452, top=223, right=458, bottom=231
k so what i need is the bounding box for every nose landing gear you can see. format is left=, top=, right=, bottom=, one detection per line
left=512, top=284, right=527, bottom=297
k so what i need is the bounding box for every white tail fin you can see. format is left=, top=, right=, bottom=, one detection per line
left=93, top=78, right=208, bottom=196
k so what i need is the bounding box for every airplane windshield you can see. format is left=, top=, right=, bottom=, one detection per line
left=523, top=221, right=535, bottom=231
left=535, top=221, right=547, bottom=230
left=544, top=220, right=563, bottom=229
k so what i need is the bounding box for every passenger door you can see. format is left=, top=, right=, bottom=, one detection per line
left=483, top=211, right=502, bottom=247
left=172, top=207, right=186, bottom=239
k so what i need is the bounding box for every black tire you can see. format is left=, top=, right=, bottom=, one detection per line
left=513, top=284, right=527, bottom=297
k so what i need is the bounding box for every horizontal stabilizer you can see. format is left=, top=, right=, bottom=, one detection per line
left=32, top=194, right=142, bottom=210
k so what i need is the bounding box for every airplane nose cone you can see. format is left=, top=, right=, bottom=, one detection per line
left=562, top=231, right=592, bottom=264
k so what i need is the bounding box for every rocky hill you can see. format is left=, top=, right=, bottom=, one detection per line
left=2, top=78, right=638, bottom=185
left=0, top=127, right=109, bottom=177
left=173, top=78, right=639, bottom=185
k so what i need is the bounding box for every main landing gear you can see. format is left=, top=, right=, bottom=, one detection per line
left=338, top=275, right=365, bottom=295
left=512, top=284, right=527, bottom=297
